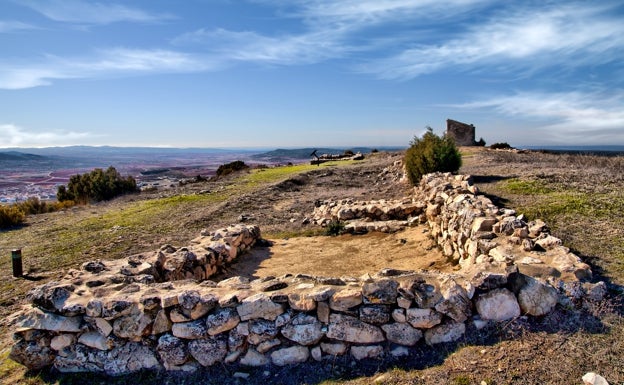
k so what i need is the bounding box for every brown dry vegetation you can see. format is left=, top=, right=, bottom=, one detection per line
left=0, top=149, right=622, bottom=385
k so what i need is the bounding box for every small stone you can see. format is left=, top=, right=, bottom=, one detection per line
left=257, top=339, right=281, bottom=353
left=329, top=289, right=362, bottom=311
left=248, top=319, right=278, bottom=345
left=271, top=346, right=310, bottom=366
left=79, top=331, right=114, bottom=351
left=233, top=372, right=250, bottom=379
left=317, top=301, right=330, bottom=324
left=381, top=323, right=423, bottom=346
left=351, top=345, right=383, bottom=360
left=157, top=334, right=189, bottom=366
left=320, top=342, right=348, bottom=356
left=281, top=313, right=324, bottom=345
left=237, top=293, right=285, bottom=321
left=391, top=309, right=406, bottom=323
left=311, top=346, right=322, bottom=361
left=15, top=307, right=82, bottom=333
left=582, top=372, right=610, bottom=385
left=288, top=293, right=316, bottom=311
left=172, top=320, right=208, bottom=340
left=362, top=279, right=398, bottom=304
left=424, top=322, right=466, bottom=345
left=152, top=309, right=172, bottom=335
left=240, top=349, right=269, bottom=366
left=206, top=308, right=240, bottom=335
left=405, top=308, right=442, bottom=329
left=476, top=288, right=520, bottom=321
left=390, top=346, right=409, bottom=357
left=359, top=305, right=390, bottom=325
left=50, top=334, right=75, bottom=351
left=188, top=336, right=227, bottom=367
left=326, top=314, right=384, bottom=343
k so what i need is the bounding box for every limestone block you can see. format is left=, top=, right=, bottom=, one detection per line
left=424, top=322, right=466, bottom=345
left=257, top=338, right=281, bottom=353
left=9, top=339, right=55, bottom=370
left=15, top=307, right=82, bottom=333
left=435, top=280, right=471, bottom=323
left=535, top=235, right=562, bottom=250
left=405, top=308, right=442, bottom=329
left=309, top=286, right=335, bottom=301
left=79, top=331, right=114, bottom=351
left=152, top=309, right=172, bottom=335
left=359, top=305, right=390, bottom=325
left=351, top=345, right=383, bottom=360
left=381, top=323, right=423, bottom=346
left=50, top=334, right=75, bottom=351
left=329, top=289, right=362, bottom=311
left=102, top=299, right=138, bottom=321
left=188, top=336, right=227, bottom=367
left=311, top=346, right=322, bottom=361
left=517, top=277, right=558, bottom=316
left=471, top=217, right=497, bottom=235
left=281, top=314, right=324, bottom=346
left=113, top=312, right=151, bottom=340
left=157, top=334, right=189, bottom=366
left=583, top=281, right=607, bottom=302
left=317, top=301, right=330, bottom=324
left=172, top=320, right=208, bottom=340
left=248, top=319, right=278, bottom=345
left=28, top=282, right=74, bottom=313
left=320, top=342, right=348, bottom=356
left=582, top=372, right=610, bottom=385
left=476, top=288, right=520, bottom=321
left=271, top=346, right=310, bottom=366
left=237, top=293, right=285, bottom=321
left=101, top=342, right=161, bottom=376
left=239, top=349, right=269, bottom=366
left=288, top=293, right=316, bottom=311
left=326, top=314, right=384, bottom=343
left=206, top=308, right=240, bottom=335
left=391, top=309, right=406, bottom=323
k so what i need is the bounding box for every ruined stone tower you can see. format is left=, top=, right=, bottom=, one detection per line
left=446, top=119, right=476, bottom=146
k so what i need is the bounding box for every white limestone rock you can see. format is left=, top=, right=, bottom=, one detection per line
left=271, top=346, right=310, bottom=366
left=476, top=288, right=520, bottom=321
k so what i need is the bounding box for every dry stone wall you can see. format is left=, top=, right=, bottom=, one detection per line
left=9, top=174, right=605, bottom=376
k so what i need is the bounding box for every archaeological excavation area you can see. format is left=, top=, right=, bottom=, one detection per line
left=8, top=172, right=606, bottom=375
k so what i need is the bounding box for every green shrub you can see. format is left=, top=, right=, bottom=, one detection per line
left=216, top=160, right=249, bottom=177
left=476, top=137, right=486, bottom=146
left=404, top=127, right=462, bottom=185
left=57, top=166, right=137, bottom=203
left=490, top=142, right=512, bottom=150
left=325, top=220, right=346, bottom=236
left=0, top=204, right=25, bottom=228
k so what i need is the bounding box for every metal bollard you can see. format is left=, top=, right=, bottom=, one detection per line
left=12, top=249, right=23, bottom=277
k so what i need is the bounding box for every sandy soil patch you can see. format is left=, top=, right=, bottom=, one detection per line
left=220, top=225, right=452, bottom=279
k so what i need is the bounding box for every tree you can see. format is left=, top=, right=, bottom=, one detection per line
left=57, top=166, right=137, bottom=203
left=404, top=127, right=462, bottom=185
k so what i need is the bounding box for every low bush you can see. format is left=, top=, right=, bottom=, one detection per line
left=216, top=160, right=249, bottom=177
left=57, top=166, right=137, bottom=203
left=490, top=142, right=513, bottom=150
left=0, top=204, right=25, bottom=228
left=404, top=127, right=462, bottom=185
left=325, top=220, right=346, bottom=236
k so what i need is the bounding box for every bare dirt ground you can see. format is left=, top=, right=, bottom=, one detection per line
left=1, top=149, right=623, bottom=385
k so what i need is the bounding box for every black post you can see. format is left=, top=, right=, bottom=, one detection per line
left=12, top=249, right=22, bottom=277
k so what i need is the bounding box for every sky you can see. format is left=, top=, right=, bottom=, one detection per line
left=1, top=0, right=623, bottom=149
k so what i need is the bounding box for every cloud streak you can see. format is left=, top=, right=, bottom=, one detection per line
left=362, top=3, right=624, bottom=79
left=0, top=20, right=37, bottom=32
left=0, top=48, right=214, bottom=89
left=0, top=123, right=95, bottom=147
left=454, top=90, right=624, bottom=144
left=18, top=0, right=172, bottom=24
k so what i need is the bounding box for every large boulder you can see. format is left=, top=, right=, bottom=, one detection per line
left=476, top=288, right=520, bottom=321
left=326, top=314, right=385, bottom=343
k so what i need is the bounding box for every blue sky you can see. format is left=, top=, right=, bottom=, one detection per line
left=1, top=0, right=623, bottom=148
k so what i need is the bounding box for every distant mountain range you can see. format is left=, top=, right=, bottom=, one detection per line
left=0, top=151, right=47, bottom=161
left=251, top=147, right=404, bottom=162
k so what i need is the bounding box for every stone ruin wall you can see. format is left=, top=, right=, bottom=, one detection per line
left=446, top=119, right=476, bottom=146
left=8, top=173, right=606, bottom=376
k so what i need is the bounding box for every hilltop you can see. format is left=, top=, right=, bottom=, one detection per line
left=0, top=149, right=622, bottom=384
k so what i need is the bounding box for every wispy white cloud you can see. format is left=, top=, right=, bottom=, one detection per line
left=363, top=3, right=624, bottom=79
left=17, top=0, right=173, bottom=24
left=0, top=48, right=215, bottom=89
left=0, top=123, right=95, bottom=147
left=172, top=28, right=353, bottom=65
left=454, top=90, right=624, bottom=144
left=0, top=20, right=37, bottom=32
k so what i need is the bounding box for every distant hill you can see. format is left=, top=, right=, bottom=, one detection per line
left=0, top=151, right=46, bottom=161
left=252, top=147, right=404, bottom=162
